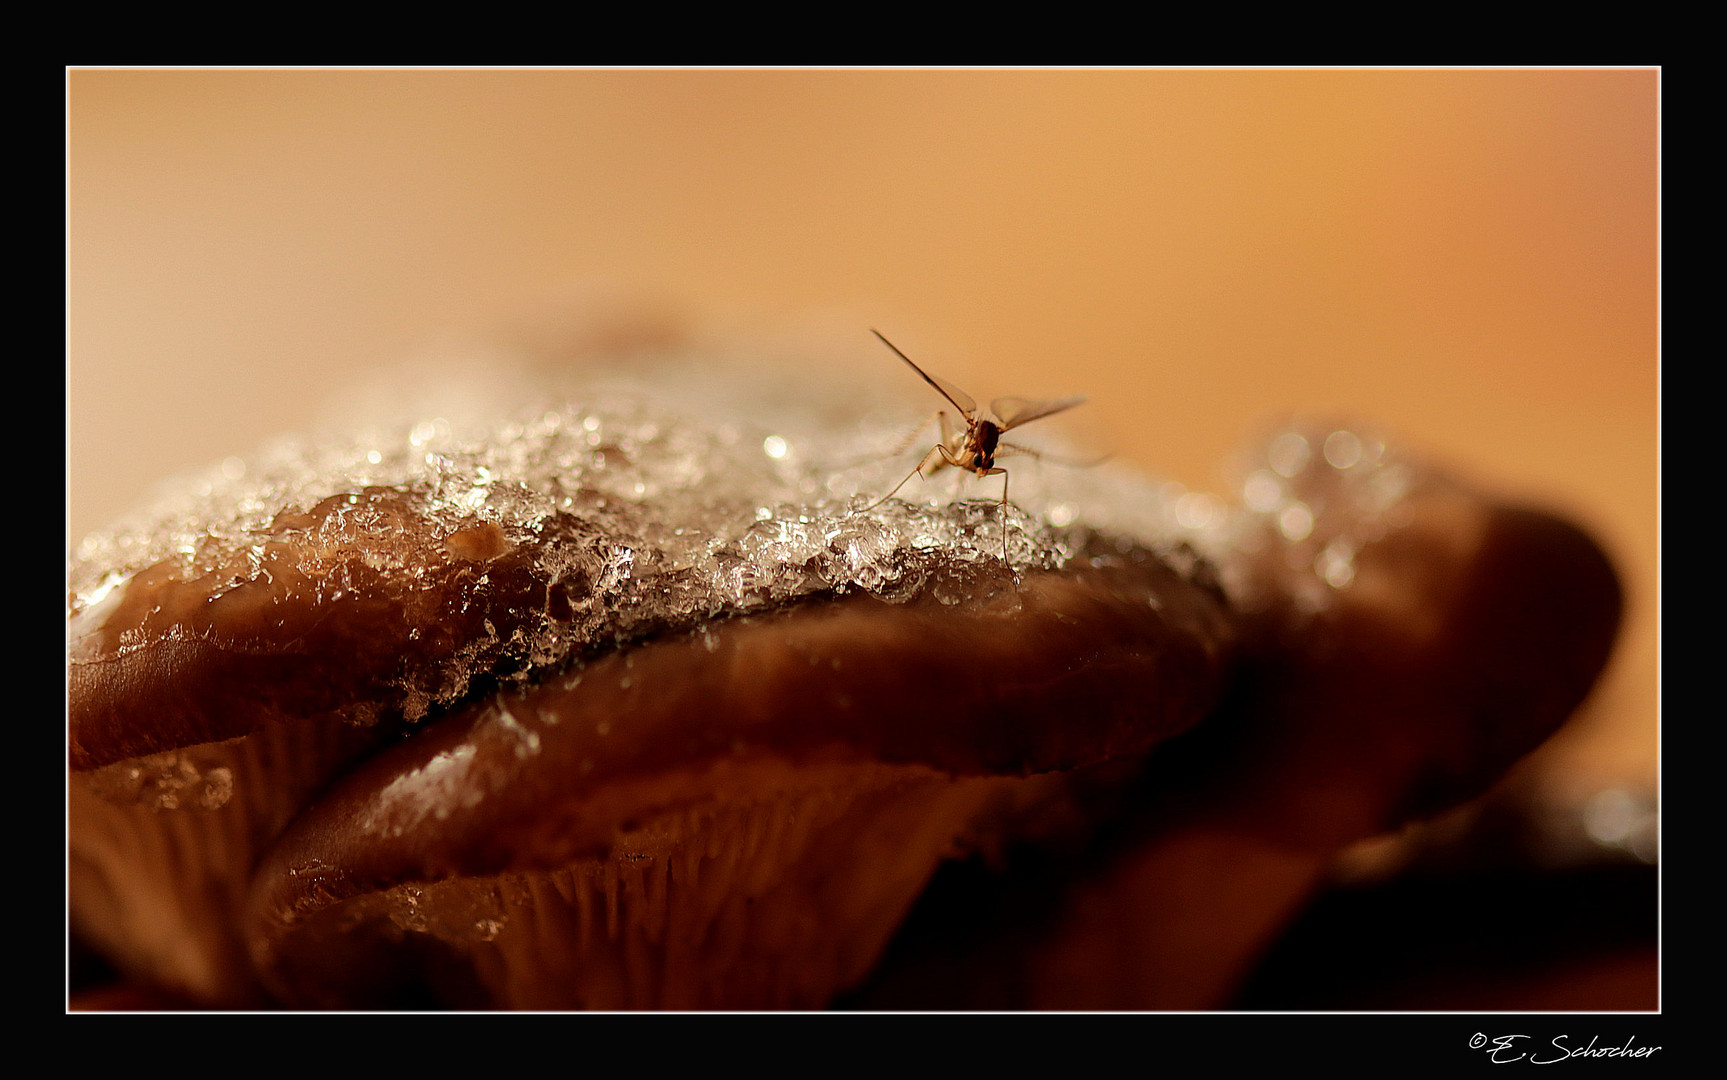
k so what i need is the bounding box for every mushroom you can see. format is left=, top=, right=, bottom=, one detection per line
left=67, top=339, right=1620, bottom=1010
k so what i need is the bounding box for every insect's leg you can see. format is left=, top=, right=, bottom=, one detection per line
left=921, top=413, right=957, bottom=478
left=918, top=442, right=954, bottom=477
left=863, top=444, right=948, bottom=512
left=862, top=464, right=923, bottom=512
left=927, top=443, right=968, bottom=497
left=890, top=413, right=942, bottom=466
left=982, top=465, right=1011, bottom=562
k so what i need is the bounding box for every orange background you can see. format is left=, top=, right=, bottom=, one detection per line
left=68, top=68, right=1658, bottom=792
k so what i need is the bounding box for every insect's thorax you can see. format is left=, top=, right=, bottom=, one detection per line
left=968, top=420, right=1001, bottom=471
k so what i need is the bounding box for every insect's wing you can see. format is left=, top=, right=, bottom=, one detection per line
left=937, top=409, right=961, bottom=447
left=872, top=329, right=977, bottom=416
left=991, top=395, right=1087, bottom=432
left=923, top=369, right=979, bottom=418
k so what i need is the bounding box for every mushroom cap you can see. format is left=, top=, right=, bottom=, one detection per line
left=68, top=355, right=1238, bottom=1007
left=67, top=355, right=1623, bottom=1010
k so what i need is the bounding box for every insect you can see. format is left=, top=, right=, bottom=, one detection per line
left=864, top=329, right=1086, bottom=560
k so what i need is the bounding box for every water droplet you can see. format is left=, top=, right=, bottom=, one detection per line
left=1243, top=469, right=1284, bottom=513
left=1323, top=429, right=1363, bottom=470
left=1278, top=501, right=1314, bottom=542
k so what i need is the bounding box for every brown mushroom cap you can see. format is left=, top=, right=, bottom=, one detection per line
left=67, top=357, right=1624, bottom=1010
left=67, top=358, right=1240, bottom=1007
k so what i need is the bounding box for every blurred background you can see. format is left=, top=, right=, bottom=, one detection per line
left=67, top=68, right=1658, bottom=1005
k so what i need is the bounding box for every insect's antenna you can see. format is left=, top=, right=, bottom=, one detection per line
left=871, top=329, right=974, bottom=416
left=996, top=442, right=1113, bottom=469
left=829, top=413, right=938, bottom=474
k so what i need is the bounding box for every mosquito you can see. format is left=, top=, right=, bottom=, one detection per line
left=863, top=329, right=1087, bottom=561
